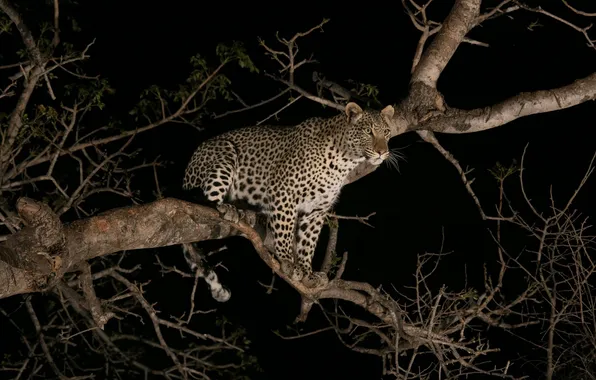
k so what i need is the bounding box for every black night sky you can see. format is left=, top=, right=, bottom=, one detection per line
left=2, top=1, right=596, bottom=379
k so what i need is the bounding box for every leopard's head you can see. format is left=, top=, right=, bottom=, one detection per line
left=343, top=102, right=394, bottom=165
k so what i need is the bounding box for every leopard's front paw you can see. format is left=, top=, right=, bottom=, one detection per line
left=290, top=266, right=306, bottom=282
left=279, top=259, right=296, bottom=276
left=216, top=203, right=244, bottom=224
left=301, top=271, right=329, bottom=288
left=279, top=259, right=305, bottom=282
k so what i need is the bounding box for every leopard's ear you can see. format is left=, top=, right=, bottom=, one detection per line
left=345, top=102, right=363, bottom=124
left=381, top=105, right=395, bottom=119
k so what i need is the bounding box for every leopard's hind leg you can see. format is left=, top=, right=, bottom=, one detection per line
left=183, top=140, right=244, bottom=223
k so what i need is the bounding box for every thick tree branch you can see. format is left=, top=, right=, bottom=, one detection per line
left=411, top=0, right=481, bottom=88
left=415, top=72, right=596, bottom=134
left=0, top=198, right=257, bottom=298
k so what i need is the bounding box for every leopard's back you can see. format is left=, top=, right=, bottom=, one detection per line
left=182, top=119, right=323, bottom=211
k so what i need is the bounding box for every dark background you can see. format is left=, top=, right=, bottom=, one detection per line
left=2, top=0, right=596, bottom=379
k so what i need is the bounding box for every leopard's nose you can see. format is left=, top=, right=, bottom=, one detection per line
left=373, top=137, right=388, bottom=157
left=374, top=146, right=388, bottom=158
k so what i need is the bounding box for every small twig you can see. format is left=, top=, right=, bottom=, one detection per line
left=561, top=0, right=596, bottom=17
left=514, top=1, right=596, bottom=50
left=257, top=271, right=278, bottom=294
left=417, top=130, right=512, bottom=221
left=25, top=297, right=66, bottom=378
left=257, top=94, right=303, bottom=125
left=213, top=88, right=291, bottom=119
left=110, top=272, right=189, bottom=379
left=265, top=74, right=343, bottom=111
left=273, top=326, right=334, bottom=340
left=327, top=212, right=376, bottom=227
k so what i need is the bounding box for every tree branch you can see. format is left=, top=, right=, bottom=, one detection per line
left=411, top=0, right=481, bottom=88
left=416, top=72, right=596, bottom=134
left=0, top=198, right=257, bottom=298
left=0, top=0, right=48, bottom=180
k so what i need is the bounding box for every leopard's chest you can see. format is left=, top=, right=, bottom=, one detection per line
left=296, top=154, right=363, bottom=213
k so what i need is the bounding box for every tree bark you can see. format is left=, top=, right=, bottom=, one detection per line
left=0, top=198, right=257, bottom=299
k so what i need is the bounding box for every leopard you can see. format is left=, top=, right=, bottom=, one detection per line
left=182, top=102, right=396, bottom=289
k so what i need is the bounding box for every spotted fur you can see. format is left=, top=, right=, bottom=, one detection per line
left=183, top=102, right=395, bottom=288
left=181, top=243, right=230, bottom=302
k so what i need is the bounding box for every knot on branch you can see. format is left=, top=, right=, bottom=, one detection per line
left=17, top=197, right=65, bottom=251
left=0, top=198, right=65, bottom=276
left=403, top=82, right=447, bottom=128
